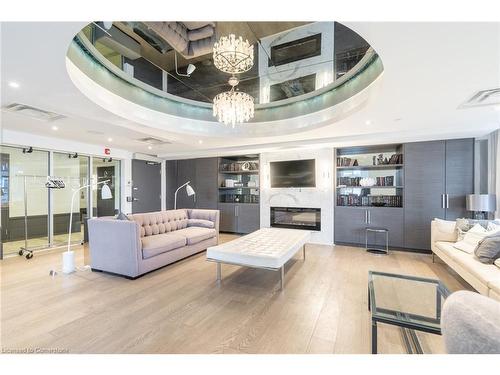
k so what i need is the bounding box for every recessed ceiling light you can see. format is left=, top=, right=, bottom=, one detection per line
left=51, top=125, right=58, bottom=131
left=107, top=137, right=113, bottom=142
left=198, top=140, right=203, bottom=144
left=365, top=120, right=372, bottom=125
left=8, top=81, right=20, bottom=88
left=147, top=146, right=153, bottom=150
left=394, top=118, right=402, bottom=122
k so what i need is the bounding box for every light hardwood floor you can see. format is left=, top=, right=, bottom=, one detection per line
left=0, top=234, right=472, bottom=354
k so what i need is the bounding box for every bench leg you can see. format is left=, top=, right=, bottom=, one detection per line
left=280, top=266, right=285, bottom=290
left=303, top=245, right=306, bottom=261
left=216, top=262, right=221, bottom=283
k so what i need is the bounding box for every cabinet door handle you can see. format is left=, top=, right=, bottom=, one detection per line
left=441, top=194, right=445, bottom=209
left=368, top=211, right=371, bottom=224
left=446, top=194, right=449, bottom=209
left=365, top=210, right=368, bottom=224
left=235, top=205, right=238, bottom=217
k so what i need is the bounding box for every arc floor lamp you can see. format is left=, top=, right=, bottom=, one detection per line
left=63, top=179, right=112, bottom=274
left=174, top=181, right=196, bottom=209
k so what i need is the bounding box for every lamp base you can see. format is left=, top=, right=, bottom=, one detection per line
left=62, top=251, right=75, bottom=274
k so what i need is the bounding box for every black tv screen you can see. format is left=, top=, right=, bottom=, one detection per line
left=270, top=159, right=316, bottom=188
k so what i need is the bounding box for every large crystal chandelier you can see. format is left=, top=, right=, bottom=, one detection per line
left=213, top=34, right=254, bottom=74
left=213, top=76, right=255, bottom=127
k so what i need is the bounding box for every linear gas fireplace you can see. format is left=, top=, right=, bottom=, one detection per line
left=270, top=207, right=321, bottom=231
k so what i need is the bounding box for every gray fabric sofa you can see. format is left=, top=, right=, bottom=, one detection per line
left=88, top=209, right=219, bottom=279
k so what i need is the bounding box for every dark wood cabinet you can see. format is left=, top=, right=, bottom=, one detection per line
left=404, top=139, right=474, bottom=250
left=219, top=203, right=238, bottom=232
left=236, top=204, right=260, bottom=233
left=334, top=206, right=366, bottom=245
left=445, top=139, right=474, bottom=220
left=404, top=141, right=446, bottom=250
left=219, top=203, right=260, bottom=234
left=369, top=207, right=404, bottom=248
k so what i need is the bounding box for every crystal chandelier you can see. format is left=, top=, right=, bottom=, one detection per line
left=213, top=34, right=254, bottom=74
left=213, top=76, right=255, bottom=127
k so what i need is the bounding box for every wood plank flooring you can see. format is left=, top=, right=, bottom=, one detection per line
left=0, top=235, right=472, bottom=354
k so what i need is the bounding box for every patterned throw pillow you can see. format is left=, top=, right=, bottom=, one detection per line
left=474, top=232, right=500, bottom=264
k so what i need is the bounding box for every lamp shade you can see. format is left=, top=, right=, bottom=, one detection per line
left=466, top=194, right=496, bottom=212
left=186, top=184, right=195, bottom=196
left=101, top=183, right=113, bottom=200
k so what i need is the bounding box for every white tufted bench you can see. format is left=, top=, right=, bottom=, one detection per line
left=206, top=228, right=311, bottom=290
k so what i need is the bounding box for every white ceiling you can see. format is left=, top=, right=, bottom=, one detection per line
left=1, top=22, right=499, bottom=159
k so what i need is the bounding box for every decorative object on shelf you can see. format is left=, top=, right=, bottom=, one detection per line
left=466, top=194, right=497, bottom=219
left=64, top=180, right=112, bottom=274
left=174, top=181, right=196, bottom=210
left=225, top=179, right=235, bottom=188
left=247, top=181, right=257, bottom=188
left=213, top=76, right=255, bottom=127
left=213, top=34, right=254, bottom=74
left=241, top=161, right=250, bottom=171
left=360, top=177, right=376, bottom=187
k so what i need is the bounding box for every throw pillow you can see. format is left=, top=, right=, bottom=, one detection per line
left=487, top=221, right=500, bottom=232
left=453, top=224, right=488, bottom=254
left=435, top=218, right=456, bottom=233
left=116, top=212, right=130, bottom=221
left=474, top=232, right=500, bottom=264
left=187, top=219, right=214, bottom=228
left=495, top=258, right=500, bottom=269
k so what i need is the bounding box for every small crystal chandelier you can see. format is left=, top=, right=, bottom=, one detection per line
left=213, top=76, right=255, bottom=127
left=213, top=34, right=254, bottom=74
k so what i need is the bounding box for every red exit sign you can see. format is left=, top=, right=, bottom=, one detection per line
left=104, top=148, right=111, bottom=155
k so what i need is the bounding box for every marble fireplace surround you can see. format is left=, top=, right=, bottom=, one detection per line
left=259, top=148, right=334, bottom=245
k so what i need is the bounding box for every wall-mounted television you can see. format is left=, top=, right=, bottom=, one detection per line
left=270, top=159, right=316, bottom=188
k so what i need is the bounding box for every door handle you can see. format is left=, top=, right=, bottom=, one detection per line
left=446, top=194, right=449, bottom=209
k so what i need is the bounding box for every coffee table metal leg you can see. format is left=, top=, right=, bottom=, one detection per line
left=216, top=262, right=221, bottom=283
left=372, top=320, right=378, bottom=354
left=280, top=266, right=285, bottom=290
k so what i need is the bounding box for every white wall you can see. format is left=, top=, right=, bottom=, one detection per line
left=259, top=148, right=334, bottom=245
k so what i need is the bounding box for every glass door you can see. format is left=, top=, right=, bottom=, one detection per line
left=0, top=145, right=49, bottom=257
left=52, top=152, right=90, bottom=246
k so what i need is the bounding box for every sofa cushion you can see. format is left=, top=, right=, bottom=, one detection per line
left=142, top=233, right=187, bottom=259
left=129, top=210, right=189, bottom=237
left=187, top=218, right=214, bottom=229
left=453, top=224, right=488, bottom=253
left=183, top=22, right=215, bottom=30
left=436, top=241, right=500, bottom=285
left=495, top=258, right=500, bottom=269
left=474, top=232, right=500, bottom=264
left=174, top=227, right=217, bottom=245
left=489, top=279, right=500, bottom=296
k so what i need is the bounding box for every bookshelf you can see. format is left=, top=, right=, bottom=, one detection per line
left=218, top=155, right=260, bottom=204
left=335, top=144, right=404, bottom=208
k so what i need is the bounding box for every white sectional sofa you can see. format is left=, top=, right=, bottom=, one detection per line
left=431, top=219, right=500, bottom=301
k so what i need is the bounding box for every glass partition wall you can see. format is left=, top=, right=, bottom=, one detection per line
left=1, top=146, right=50, bottom=257
left=0, top=145, right=122, bottom=259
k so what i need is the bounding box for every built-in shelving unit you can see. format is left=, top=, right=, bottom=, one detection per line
left=218, top=155, right=260, bottom=204
left=335, top=144, right=404, bottom=208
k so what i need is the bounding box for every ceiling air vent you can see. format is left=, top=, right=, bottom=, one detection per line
left=459, top=88, right=500, bottom=109
left=3, top=103, right=66, bottom=122
left=136, top=137, right=172, bottom=145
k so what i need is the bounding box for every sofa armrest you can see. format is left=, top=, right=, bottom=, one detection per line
left=187, top=209, right=220, bottom=241
left=88, top=218, right=142, bottom=278
left=431, top=219, right=458, bottom=253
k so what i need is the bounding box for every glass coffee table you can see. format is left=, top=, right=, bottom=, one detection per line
left=368, top=271, right=450, bottom=354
